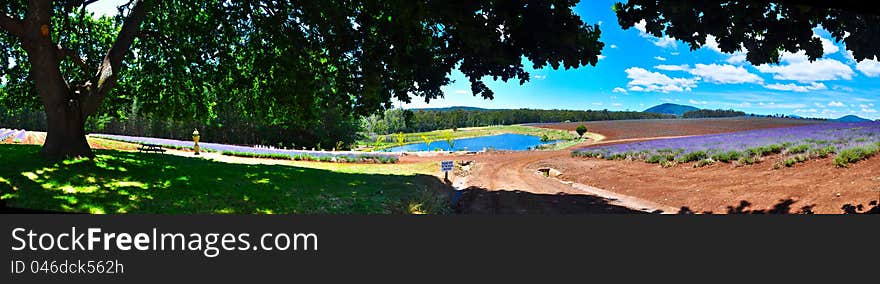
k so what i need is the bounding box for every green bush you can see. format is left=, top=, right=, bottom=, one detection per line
left=746, top=144, right=783, bottom=157
left=834, top=144, right=880, bottom=167
left=737, top=156, right=757, bottom=165
left=786, top=144, right=811, bottom=154
left=810, top=145, right=837, bottom=158
left=575, top=125, right=588, bottom=138
left=711, top=150, right=742, bottom=163
left=646, top=153, right=675, bottom=164
left=676, top=151, right=708, bottom=163
left=693, top=159, right=715, bottom=168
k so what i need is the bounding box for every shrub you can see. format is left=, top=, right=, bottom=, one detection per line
left=746, top=144, right=783, bottom=157
left=676, top=151, right=708, bottom=163
left=786, top=144, right=811, bottom=154
left=711, top=150, right=742, bottom=163
left=693, top=159, right=715, bottom=168
left=575, top=125, right=588, bottom=138
left=784, top=157, right=797, bottom=167
left=737, top=156, right=757, bottom=165
left=810, top=145, right=836, bottom=158
left=834, top=144, right=880, bottom=167
left=647, top=153, right=674, bottom=164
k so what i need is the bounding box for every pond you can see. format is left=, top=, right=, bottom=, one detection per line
left=384, top=133, right=557, bottom=152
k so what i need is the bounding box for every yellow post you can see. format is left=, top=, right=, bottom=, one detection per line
left=192, top=129, right=201, bottom=155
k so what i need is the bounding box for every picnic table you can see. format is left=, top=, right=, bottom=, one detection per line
left=137, top=143, right=166, bottom=153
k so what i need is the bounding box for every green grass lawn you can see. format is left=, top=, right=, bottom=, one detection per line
left=359, top=125, right=580, bottom=150
left=0, top=144, right=451, bottom=214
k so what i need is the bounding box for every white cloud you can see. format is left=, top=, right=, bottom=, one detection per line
left=612, top=87, right=628, bottom=94
left=654, top=63, right=762, bottom=85
left=653, top=37, right=677, bottom=48
left=610, top=44, right=618, bottom=49
left=856, top=57, right=880, bottom=77
left=755, top=52, right=854, bottom=83
left=688, top=99, right=707, bottom=105
left=670, top=52, right=680, bottom=56
left=612, top=103, right=623, bottom=107
left=863, top=109, right=878, bottom=113
left=816, top=33, right=839, bottom=55
left=453, top=90, right=470, bottom=95
left=592, top=102, right=604, bottom=106
left=654, top=56, right=667, bottom=61
left=624, top=67, right=698, bottom=93
left=794, top=109, right=819, bottom=113
left=763, top=82, right=827, bottom=92
left=704, top=35, right=722, bottom=53
left=703, top=35, right=750, bottom=65
left=655, top=64, right=690, bottom=71
left=633, top=20, right=677, bottom=49
left=828, top=101, right=845, bottom=107
left=726, top=54, right=747, bottom=64
left=690, top=64, right=763, bottom=84
left=532, top=75, right=547, bottom=80
left=597, top=55, right=606, bottom=60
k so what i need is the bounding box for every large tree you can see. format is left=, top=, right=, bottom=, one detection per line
left=613, top=0, right=880, bottom=64
left=0, top=0, right=604, bottom=159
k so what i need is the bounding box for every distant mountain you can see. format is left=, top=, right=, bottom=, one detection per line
left=412, top=106, right=490, bottom=112
left=788, top=115, right=804, bottom=119
left=643, top=103, right=699, bottom=116
left=832, top=115, right=872, bottom=122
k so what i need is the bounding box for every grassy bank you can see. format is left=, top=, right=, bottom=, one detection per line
left=359, top=125, right=580, bottom=150
left=0, top=144, right=450, bottom=214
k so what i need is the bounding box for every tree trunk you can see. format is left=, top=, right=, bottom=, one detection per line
left=40, top=99, right=93, bottom=159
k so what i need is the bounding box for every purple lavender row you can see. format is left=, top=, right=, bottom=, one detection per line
left=574, top=122, right=880, bottom=157
left=0, top=129, right=16, bottom=141
left=90, top=133, right=398, bottom=158
left=12, top=130, right=27, bottom=141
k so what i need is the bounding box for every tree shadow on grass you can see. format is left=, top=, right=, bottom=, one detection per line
left=453, top=186, right=648, bottom=214
left=0, top=145, right=452, bottom=214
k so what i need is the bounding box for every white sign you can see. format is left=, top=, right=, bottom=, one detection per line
left=441, top=160, right=454, bottom=172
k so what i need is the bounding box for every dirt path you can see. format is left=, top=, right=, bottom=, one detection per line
left=454, top=139, right=676, bottom=213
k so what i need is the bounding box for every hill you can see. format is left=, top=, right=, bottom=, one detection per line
left=643, top=103, right=699, bottom=116
left=832, top=115, right=872, bottom=122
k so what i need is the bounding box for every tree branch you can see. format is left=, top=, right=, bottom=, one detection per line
left=0, top=13, right=23, bottom=37
left=56, top=44, right=90, bottom=71
left=82, top=0, right=156, bottom=116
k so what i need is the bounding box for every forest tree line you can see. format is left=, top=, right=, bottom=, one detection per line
left=1, top=101, right=674, bottom=148
left=362, top=108, right=675, bottom=135
left=681, top=109, right=746, bottom=118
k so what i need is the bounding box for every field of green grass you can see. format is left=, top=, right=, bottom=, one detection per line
left=0, top=144, right=450, bottom=214
left=359, top=125, right=580, bottom=150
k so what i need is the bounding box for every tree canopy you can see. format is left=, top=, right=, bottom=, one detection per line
left=614, top=0, right=880, bottom=65
left=0, top=0, right=604, bottom=158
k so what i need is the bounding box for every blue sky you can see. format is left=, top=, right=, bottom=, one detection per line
left=71, top=1, right=880, bottom=119
left=393, top=0, right=880, bottom=119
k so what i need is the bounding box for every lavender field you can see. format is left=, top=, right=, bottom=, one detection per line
left=0, top=128, right=26, bottom=142
left=574, top=122, right=880, bottom=167
left=90, top=134, right=399, bottom=163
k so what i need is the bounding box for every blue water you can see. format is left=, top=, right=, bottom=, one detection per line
left=385, top=133, right=556, bottom=152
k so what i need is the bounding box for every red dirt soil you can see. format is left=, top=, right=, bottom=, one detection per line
left=541, top=154, right=880, bottom=214
left=534, top=117, right=823, bottom=141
